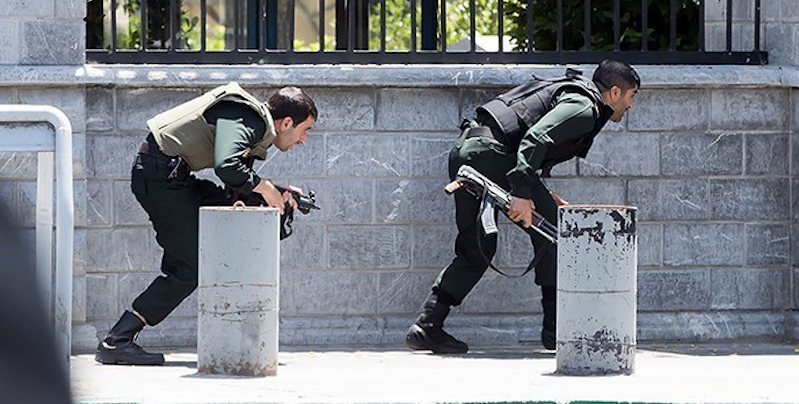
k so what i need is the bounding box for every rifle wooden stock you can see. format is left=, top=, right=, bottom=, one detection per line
left=444, top=180, right=464, bottom=194
left=448, top=165, right=558, bottom=243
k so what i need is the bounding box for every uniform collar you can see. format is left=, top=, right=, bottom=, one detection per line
left=260, top=106, right=277, bottom=147
left=597, top=102, right=615, bottom=124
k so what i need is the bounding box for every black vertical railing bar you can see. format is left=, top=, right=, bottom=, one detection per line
left=359, top=0, right=369, bottom=50
left=289, top=0, right=296, bottom=53
left=201, top=0, right=207, bottom=51
left=258, top=0, right=266, bottom=52
left=641, top=0, right=647, bottom=51
left=87, top=0, right=104, bottom=49
left=421, top=0, right=437, bottom=50
left=469, top=0, right=476, bottom=53
left=526, top=0, right=533, bottom=53
left=698, top=0, right=704, bottom=51
left=584, top=0, right=590, bottom=50
left=170, top=0, right=178, bottom=53
left=421, top=0, right=438, bottom=51
left=498, top=0, right=504, bottom=53
left=140, top=0, right=147, bottom=51
left=670, top=0, right=678, bottom=51
left=111, top=0, right=117, bottom=52
left=726, top=0, right=732, bottom=51
left=556, top=0, right=563, bottom=52
left=669, top=0, right=676, bottom=51
left=319, top=0, right=326, bottom=51
left=246, top=0, right=258, bottom=49
left=381, top=0, right=387, bottom=52
left=613, top=0, right=620, bottom=51
left=754, top=0, right=761, bottom=51
left=411, top=0, right=417, bottom=52
left=348, top=0, right=355, bottom=52
left=259, top=0, right=267, bottom=56
left=440, top=0, right=447, bottom=52
left=267, top=0, right=278, bottom=49
left=234, top=0, right=241, bottom=52
left=335, top=0, right=345, bottom=50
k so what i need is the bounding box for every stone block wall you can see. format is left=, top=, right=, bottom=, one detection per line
left=69, top=73, right=796, bottom=349
left=1, top=67, right=798, bottom=351
left=0, top=0, right=797, bottom=352
left=0, top=0, right=85, bottom=65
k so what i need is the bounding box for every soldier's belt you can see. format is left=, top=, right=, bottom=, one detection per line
left=138, top=135, right=174, bottom=165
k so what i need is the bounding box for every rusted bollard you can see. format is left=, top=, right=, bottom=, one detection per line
left=198, top=205, right=280, bottom=376
left=556, top=205, right=637, bottom=375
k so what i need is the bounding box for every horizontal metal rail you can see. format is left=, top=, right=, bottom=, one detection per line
left=87, top=49, right=767, bottom=64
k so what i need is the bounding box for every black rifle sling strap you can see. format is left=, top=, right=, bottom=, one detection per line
left=474, top=187, right=552, bottom=278
left=280, top=206, right=295, bottom=239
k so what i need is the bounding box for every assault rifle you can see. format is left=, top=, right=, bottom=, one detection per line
left=444, top=165, right=558, bottom=244
left=228, top=184, right=320, bottom=239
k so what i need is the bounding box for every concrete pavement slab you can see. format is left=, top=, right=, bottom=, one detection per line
left=72, top=344, right=799, bottom=404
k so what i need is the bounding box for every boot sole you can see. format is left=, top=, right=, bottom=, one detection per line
left=405, top=324, right=468, bottom=354
left=95, top=355, right=165, bottom=366
left=95, top=350, right=165, bottom=366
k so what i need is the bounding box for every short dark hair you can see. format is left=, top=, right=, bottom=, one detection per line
left=266, top=86, right=318, bottom=126
left=592, top=59, right=640, bottom=92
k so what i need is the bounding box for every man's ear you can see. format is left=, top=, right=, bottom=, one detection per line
left=277, top=117, right=294, bottom=132
left=610, top=86, right=622, bottom=101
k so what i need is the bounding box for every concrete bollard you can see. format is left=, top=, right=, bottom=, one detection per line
left=556, top=205, right=637, bottom=376
left=198, top=205, right=280, bottom=377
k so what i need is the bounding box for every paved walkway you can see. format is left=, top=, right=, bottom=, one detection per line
left=72, top=343, right=799, bottom=404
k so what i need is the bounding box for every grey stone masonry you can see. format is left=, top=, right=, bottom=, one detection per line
left=4, top=62, right=799, bottom=351
left=0, top=0, right=91, bottom=347
left=74, top=76, right=799, bottom=348
left=0, top=0, right=85, bottom=66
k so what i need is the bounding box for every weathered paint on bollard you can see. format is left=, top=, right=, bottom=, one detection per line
left=556, top=205, right=637, bottom=376
left=198, top=206, right=280, bottom=377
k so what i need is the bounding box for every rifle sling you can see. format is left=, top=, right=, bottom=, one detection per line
left=475, top=188, right=552, bottom=278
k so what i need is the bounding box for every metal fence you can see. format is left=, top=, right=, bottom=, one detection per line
left=86, top=0, right=767, bottom=65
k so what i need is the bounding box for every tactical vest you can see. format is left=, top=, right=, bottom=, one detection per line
left=476, top=69, right=610, bottom=173
left=146, top=82, right=276, bottom=171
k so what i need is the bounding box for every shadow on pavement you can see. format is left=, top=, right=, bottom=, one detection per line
left=164, top=360, right=197, bottom=368
left=639, top=342, right=799, bottom=356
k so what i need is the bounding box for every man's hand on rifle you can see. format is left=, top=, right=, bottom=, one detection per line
left=508, top=197, right=535, bottom=228
left=254, top=179, right=289, bottom=214
left=282, top=189, right=299, bottom=211
left=279, top=185, right=304, bottom=212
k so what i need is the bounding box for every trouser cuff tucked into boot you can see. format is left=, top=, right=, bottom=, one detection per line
left=406, top=289, right=468, bottom=354
left=95, top=310, right=165, bottom=366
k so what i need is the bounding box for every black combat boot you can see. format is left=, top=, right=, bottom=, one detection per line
left=95, top=310, right=165, bottom=365
left=405, top=289, right=468, bottom=354
left=541, top=285, right=556, bottom=350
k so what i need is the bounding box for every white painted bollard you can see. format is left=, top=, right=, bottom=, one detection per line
left=198, top=205, right=280, bottom=376
left=556, top=205, right=637, bottom=376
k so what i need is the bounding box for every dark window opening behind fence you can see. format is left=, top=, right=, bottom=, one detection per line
left=86, top=0, right=767, bottom=65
